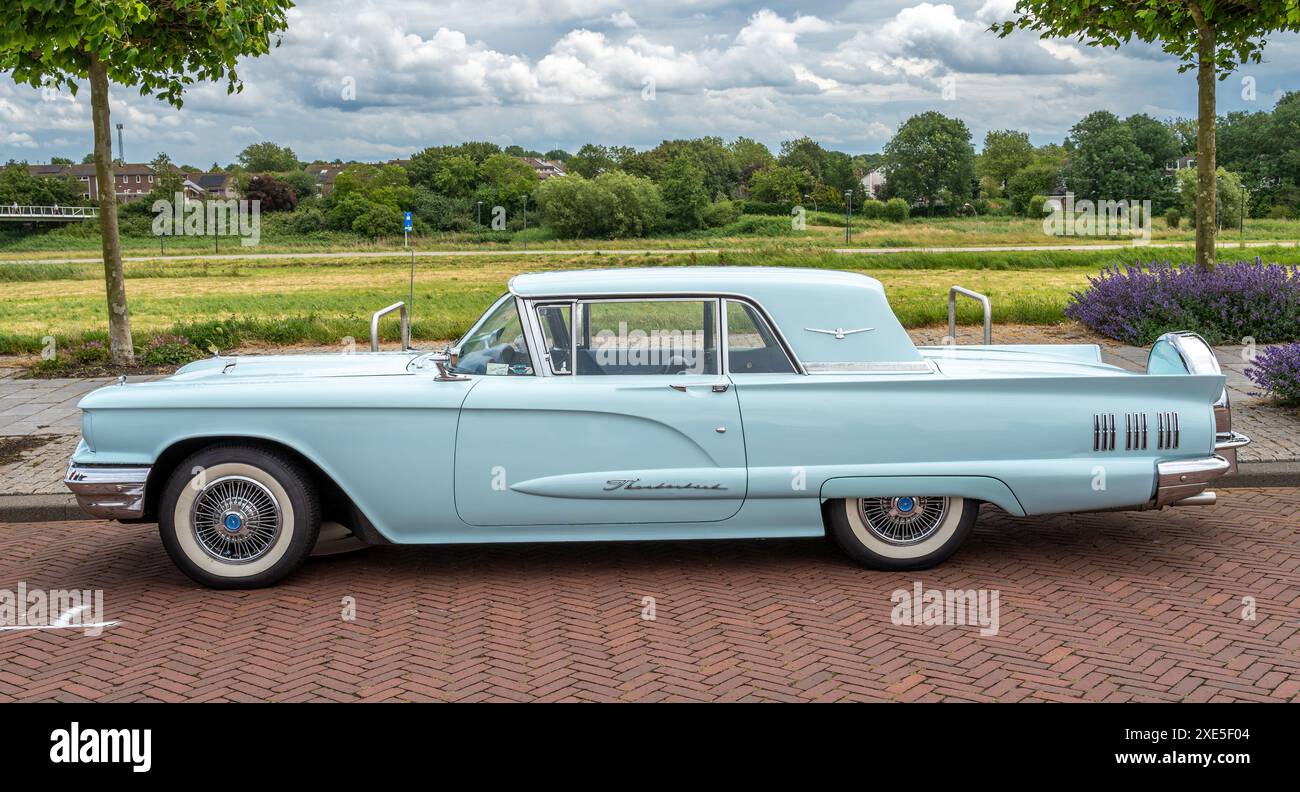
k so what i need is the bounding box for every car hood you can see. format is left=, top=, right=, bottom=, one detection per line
left=169, top=352, right=422, bottom=382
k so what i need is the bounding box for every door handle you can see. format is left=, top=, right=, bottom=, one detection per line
left=668, top=384, right=687, bottom=392
left=711, top=382, right=730, bottom=393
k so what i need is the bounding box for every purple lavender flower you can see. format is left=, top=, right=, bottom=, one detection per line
left=1246, top=343, right=1300, bottom=406
left=1065, top=258, right=1300, bottom=345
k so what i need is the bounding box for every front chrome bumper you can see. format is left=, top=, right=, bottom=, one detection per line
left=1154, top=431, right=1250, bottom=507
left=64, top=462, right=151, bottom=520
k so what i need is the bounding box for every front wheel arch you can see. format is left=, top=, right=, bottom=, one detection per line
left=141, top=436, right=382, bottom=544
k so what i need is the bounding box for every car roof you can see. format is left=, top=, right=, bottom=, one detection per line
left=508, top=266, right=921, bottom=365
left=508, top=266, right=887, bottom=298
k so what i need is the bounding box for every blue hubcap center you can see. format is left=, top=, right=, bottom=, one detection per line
left=897, top=497, right=915, bottom=512
left=223, top=513, right=243, bottom=532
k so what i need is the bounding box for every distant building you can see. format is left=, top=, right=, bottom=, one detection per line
left=1166, top=155, right=1197, bottom=174
left=191, top=172, right=236, bottom=199
left=861, top=167, right=886, bottom=199
left=516, top=157, right=566, bottom=180
left=26, top=162, right=193, bottom=203
left=305, top=163, right=347, bottom=196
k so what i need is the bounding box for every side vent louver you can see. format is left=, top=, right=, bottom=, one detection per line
left=1093, top=413, right=1116, bottom=451
left=1156, top=411, right=1180, bottom=449
left=1095, top=412, right=1175, bottom=451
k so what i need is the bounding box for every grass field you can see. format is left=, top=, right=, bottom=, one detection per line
left=6, top=245, right=1300, bottom=357
left=3, top=213, right=1299, bottom=260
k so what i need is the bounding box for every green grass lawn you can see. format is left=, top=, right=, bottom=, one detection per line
left=3, top=213, right=1298, bottom=260
left=5, top=245, right=1300, bottom=357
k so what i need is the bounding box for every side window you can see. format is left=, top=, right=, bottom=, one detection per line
left=574, top=299, right=719, bottom=375
left=725, top=300, right=795, bottom=374
left=454, top=297, right=533, bottom=376
left=536, top=304, right=572, bottom=374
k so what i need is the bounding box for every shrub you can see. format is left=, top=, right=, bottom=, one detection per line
left=738, top=200, right=791, bottom=216
left=1165, top=207, right=1181, bottom=229
left=67, top=339, right=108, bottom=364
left=1065, top=258, right=1300, bottom=345
left=535, top=172, right=664, bottom=237
left=701, top=199, right=741, bottom=228
left=351, top=203, right=404, bottom=238
left=1267, top=205, right=1295, bottom=220
left=139, top=334, right=203, bottom=367
left=1245, top=344, right=1300, bottom=405
left=1027, top=194, right=1050, bottom=218
left=860, top=199, right=885, bottom=219
left=882, top=198, right=909, bottom=222
left=244, top=175, right=297, bottom=212
left=289, top=206, right=326, bottom=234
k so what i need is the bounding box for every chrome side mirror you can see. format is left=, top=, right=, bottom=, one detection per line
left=432, top=345, right=470, bottom=382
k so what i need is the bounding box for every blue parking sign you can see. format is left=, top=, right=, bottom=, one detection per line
left=403, top=211, right=413, bottom=232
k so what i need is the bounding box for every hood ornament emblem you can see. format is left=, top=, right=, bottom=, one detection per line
left=804, top=327, right=873, bottom=340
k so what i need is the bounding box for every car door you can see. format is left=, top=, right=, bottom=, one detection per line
left=453, top=297, right=747, bottom=527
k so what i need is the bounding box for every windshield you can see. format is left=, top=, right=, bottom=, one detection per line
left=451, top=296, right=533, bottom=375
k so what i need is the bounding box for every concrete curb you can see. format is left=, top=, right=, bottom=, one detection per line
left=1, top=461, right=1297, bottom=523
left=1222, top=460, right=1300, bottom=489
left=0, top=493, right=86, bottom=523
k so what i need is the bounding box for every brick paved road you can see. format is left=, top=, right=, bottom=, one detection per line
left=1, top=489, right=1297, bottom=702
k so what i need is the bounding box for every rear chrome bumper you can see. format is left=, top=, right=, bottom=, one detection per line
left=1154, top=431, right=1250, bottom=508
left=64, top=462, right=150, bottom=520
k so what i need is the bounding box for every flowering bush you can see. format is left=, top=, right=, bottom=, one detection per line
left=1065, top=258, right=1300, bottom=345
left=67, top=339, right=108, bottom=364
left=139, top=334, right=203, bottom=367
left=1246, top=344, right=1300, bottom=406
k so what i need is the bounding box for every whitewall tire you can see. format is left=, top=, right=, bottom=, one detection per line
left=825, top=495, right=977, bottom=570
left=159, top=445, right=320, bottom=589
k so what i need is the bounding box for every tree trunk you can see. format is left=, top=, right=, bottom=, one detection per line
left=1191, top=6, right=1217, bottom=270
left=88, top=55, right=133, bottom=364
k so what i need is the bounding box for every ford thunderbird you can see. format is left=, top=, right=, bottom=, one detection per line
left=65, top=267, right=1249, bottom=588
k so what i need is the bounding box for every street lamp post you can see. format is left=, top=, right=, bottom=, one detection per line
left=804, top=193, right=817, bottom=212
left=476, top=201, right=483, bottom=243
left=844, top=190, right=853, bottom=244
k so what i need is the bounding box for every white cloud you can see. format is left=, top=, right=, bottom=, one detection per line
left=607, top=11, right=637, bottom=29
left=2, top=0, right=1295, bottom=166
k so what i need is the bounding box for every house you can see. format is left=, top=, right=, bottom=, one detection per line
left=1166, top=156, right=1196, bottom=174
left=26, top=162, right=211, bottom=203
left=861, top=167, right=886, bottom=199
left=516, top=157, right=566, bottom=180
left=305, top=163, right=347, bottom=196
left=189, top=172, right=236, bottom=199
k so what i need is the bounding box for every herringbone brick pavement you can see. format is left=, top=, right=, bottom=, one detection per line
left=1, top=488, right=1297, bottom=702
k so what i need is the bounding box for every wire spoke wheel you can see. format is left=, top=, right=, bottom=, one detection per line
left=190, top=475, right=283, bottom=564
left=858, top=496, right=949, bottom=546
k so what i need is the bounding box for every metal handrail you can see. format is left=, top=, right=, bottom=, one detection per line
left=0, top=205, right=99, bottom=218
left=370, top=302, right=410, bottom=352
left=948, top=286, right=992, bottom=345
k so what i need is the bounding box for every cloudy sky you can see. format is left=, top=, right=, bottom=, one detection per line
left=3, top=0, right=1298, bottom=166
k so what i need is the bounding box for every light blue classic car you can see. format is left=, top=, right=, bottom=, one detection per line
left=65, top=267, right=1249, bottom=588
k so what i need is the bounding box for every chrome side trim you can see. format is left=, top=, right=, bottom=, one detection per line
left=64, top=463, right=151, bottom=520
left=804, top=361, right=934, bottom=374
